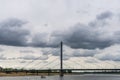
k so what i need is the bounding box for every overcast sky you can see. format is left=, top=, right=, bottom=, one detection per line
left=0, top=0, right=120, bottom=69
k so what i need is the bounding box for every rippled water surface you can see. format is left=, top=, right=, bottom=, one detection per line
left=0, top=74, right=120, bottom=80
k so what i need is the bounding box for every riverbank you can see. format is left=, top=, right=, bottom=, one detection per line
left=0, top=72, right=52, bottom=77
left=0, top=72, right=79, bottom=77
left=0, top=72, right=120, bottom=77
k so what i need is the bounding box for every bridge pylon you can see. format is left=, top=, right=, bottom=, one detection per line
left=60, top=41, right=64, bottom=77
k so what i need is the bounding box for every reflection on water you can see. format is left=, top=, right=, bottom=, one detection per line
left=59, top=76, right=64, bottom=80
left=0, top=74, right=120, bottom=80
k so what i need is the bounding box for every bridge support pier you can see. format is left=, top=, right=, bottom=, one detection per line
left=60, top=41, right=64, bottom=77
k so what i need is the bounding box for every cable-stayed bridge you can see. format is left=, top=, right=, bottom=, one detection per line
left=20, top=42, right=120, bottom=76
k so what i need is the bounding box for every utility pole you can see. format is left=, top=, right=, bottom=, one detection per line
left=60, top=41, right=64, bottom=77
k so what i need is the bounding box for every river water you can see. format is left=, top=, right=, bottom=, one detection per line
left=0, top=74, right=120, bottom=80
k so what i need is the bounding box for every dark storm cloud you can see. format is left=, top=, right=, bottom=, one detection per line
left=88, top=11, right=113, bottom=28
left=0, top=18, right=30, bottom=46
left=0, top=18, right=26, bottom=28
left=31, top=33, right=59, bottom=48
left=28, top=11, right=115, bottom=49
left=50, top=11, right=116, bottom=49
left=0, top=18, right=59, bottom=48
left=0, top=11, right=118, bottom=50
left=61, top=25, right=112, bottom=49
left=96, top=11, right=113, bottom=20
